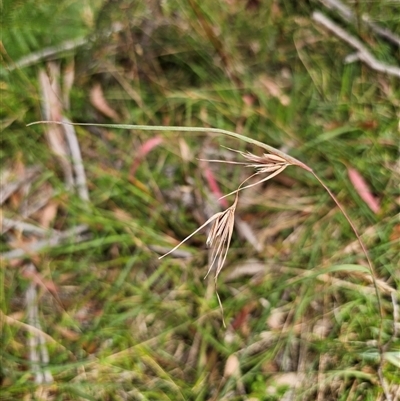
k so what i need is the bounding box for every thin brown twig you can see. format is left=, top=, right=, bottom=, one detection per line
left=319, top=0, right=400, bottom=46
left=26, top=263, right=53, bottom=384
left=5, top=23, right=124, bottom=71
left=62, top=117, right=90, bottom=201
left=0, top=309, right=67, bottom=351
left=313, top=11, right=400, bottom=78
left=1, top=224, right=89, bottom=260
left=38, top=67, right=75, bottom=189
left=0, top=166, right=41, bottom=205
left=382, top=292, right=399, bottom=354
left=378, top=366, right=393, bottom=401
left=1, top=217, right=60, bottom=237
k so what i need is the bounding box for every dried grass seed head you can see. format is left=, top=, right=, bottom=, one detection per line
left=216, top=148, right=291, bottom=199
left=160, top=147, right=291, bottom=277
left=237, top=150, right=289, bottom=172
left=205, top=193, right=238, bottom=280
left=159, top=193, right=239, bottom=281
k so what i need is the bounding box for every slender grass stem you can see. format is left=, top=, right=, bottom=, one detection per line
left=27, top=121, right=312, bottom=171
left=310, top=170, right=383, bottom=341
left=28, top=120, right=384, bottom=343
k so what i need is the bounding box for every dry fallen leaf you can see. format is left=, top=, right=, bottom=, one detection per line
left=9, top=157, right=26, bottom=209
left=201, top=160, right=229, bottom=208
left=259, top=75, right=290, bottom=106
left=179, top=138, right=193, bottom=162
left=129, top=136, right=163, bottom=178
left=89, top=83, right=120, bottom=120
left=39, top=65, right=74, bottom=188
left=62, top=59, right=75, bottom=110
left=22, top=267, right=58, bottom=294
left=348, top=167, right=380, bottom=213
left=267, top=308, right=286, bottom=330
left=272, top=372, right=302, bottom=387
left=38, top=201, right=58, bottom=228
left=390, top=224, right=400, bottom=242
left=54, top=326, right=80, bottom=341
left=224, top=354, right=240, bottom=378
left=231, top=301, right=258, bottom=336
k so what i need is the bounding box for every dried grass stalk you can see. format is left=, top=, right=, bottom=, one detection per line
left=162, top=148, right=290, bottom=326
left=27, top=121, right=383, bottom=334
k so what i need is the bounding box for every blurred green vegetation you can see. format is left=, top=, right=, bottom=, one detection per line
left=1, top=0, right=399, bottom=400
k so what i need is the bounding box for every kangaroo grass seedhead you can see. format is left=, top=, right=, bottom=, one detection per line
left=235, top=149, right=288, bottom=168
left=168, top=147, right=291, bottom=280
left=27, top=121, right=382, bottom=334
left=159, top=193, right=238, bottom=281
left=162, top=147, right=292, bottom=326
left=205, top=193, right=238, bottom=281
left=211, top=148, right=291, bottom=199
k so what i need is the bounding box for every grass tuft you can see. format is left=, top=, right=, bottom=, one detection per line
left=2, top=1, right=399, bottom=399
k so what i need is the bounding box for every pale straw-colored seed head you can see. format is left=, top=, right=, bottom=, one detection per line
left=205, top=193, right=238, bottom=280
left=240, top=150, right=287, bottom=165
left=161, top=147, right=292, bottom=325
left=159, top=192, right=239, bottom=327
left=215, top=148, right=291, bottom=199
left=159, top=193, right=238, bottom=281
